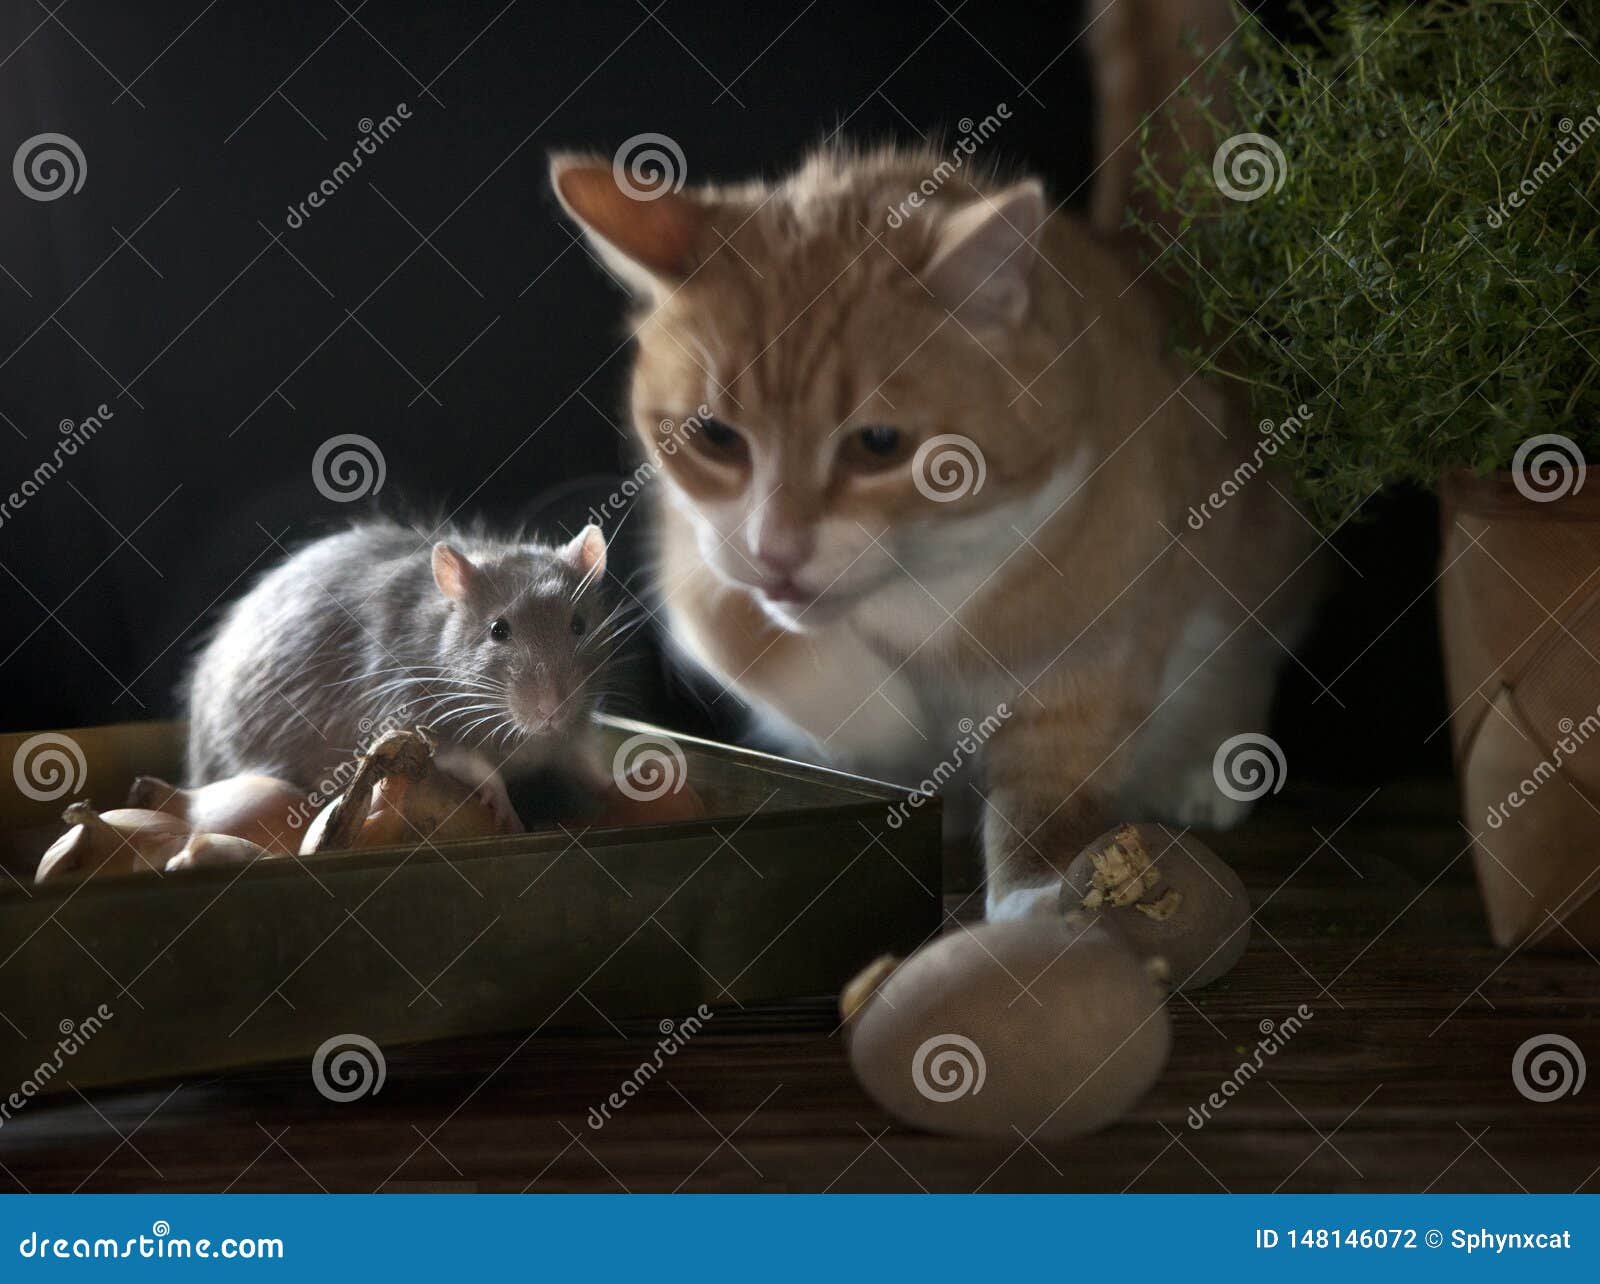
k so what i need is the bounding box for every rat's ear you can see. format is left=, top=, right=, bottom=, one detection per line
left=920, top=180, right=1046, bottom=327
left=559, top=523, right=607, bottom=582
left=549, top=151, right=708, bottom=296
left=431, top=543, right=478, bottom=602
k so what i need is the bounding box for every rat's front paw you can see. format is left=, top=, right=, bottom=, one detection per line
left=472, top=775, right=525, bottom=835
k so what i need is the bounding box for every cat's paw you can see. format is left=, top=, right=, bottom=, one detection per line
left=1153, top=765, right=1254, bottom=830
left=985, top=880, right=1065, bottom=922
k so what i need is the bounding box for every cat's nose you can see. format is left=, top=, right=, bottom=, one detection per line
left=748, top=521, right=813, bottom=576
left=752, top=546, right=806, bottom=578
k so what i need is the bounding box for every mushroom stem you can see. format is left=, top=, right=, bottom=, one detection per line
left=839, top=954, right=903, bottom=1023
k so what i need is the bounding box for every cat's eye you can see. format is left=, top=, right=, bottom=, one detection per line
left=842, top=424, right=911, bottom=470
left=488, top=618, right=510, bottom=641
left=570, top=615, right=585, bottom=637
left=858, top=425, right=900, bottom=455
left=692, top=417, right=748, bottom=462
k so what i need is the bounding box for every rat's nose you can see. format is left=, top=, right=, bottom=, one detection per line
left=513, top=681, right=564, bottom=730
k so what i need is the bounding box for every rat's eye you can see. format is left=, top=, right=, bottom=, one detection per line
left=841, top=424, right=911, bottom=470
left=570, top=614, right=586, bottom=637
left=488, top=618, right=510, bottom=642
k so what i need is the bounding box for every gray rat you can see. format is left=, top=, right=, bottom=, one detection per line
left=185, top=517, right=622, bottom=822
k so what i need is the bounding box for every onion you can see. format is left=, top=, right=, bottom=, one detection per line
left=300, top=727, right=514, bottom=854
left=589, top=769, right=707, bottom=827
left=164, top=831, right=272, bottom=873
left=129, top=773, right=306, bottom=855
left=36, top=803, right=191, bottom=884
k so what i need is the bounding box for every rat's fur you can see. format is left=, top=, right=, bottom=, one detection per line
left=185, top=519, right=617, bottom=801
left=553, top=0, right=1325, bottom=914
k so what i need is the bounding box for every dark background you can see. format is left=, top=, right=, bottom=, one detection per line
left=0, top=0, right=1448, bottom=785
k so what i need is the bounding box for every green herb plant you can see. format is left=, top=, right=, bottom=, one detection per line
left=1138, top=0, right=1600, bottom=527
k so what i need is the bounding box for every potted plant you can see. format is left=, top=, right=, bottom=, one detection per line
left=1140, top=0, right=1600, bottom=948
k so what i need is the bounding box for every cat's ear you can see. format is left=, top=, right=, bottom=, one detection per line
left=559, top=523, right=607, bottom=582
left=550, top=153, right=707, bottom=295
left=432, top=543, right=479, bottom=602
left=921, top=181, right=1047, bottom=327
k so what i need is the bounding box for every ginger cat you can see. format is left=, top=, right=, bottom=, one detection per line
left=552, top=0, right=1324, bottom=917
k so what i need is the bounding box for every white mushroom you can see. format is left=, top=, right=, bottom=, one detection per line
left=844, top=915, right=1170, bottom=1140
left=1062, top=823, right=1250, bottom=989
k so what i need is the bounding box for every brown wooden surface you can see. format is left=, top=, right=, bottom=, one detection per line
left=1, top=779, right=1596, bottom=1193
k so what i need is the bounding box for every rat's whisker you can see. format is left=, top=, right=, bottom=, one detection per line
left=581, top=610, right=648, bottom=655
left=571, top=553, right=606, bottom=602
left=420, top=702, right=506, bottom=730
left=455, top=711, right=510, bottom=740
left=348, top=668, right=508, bottom=694
left=361, top=678, right=509, bottom=707
left=325, top=662, right=497, bottom=687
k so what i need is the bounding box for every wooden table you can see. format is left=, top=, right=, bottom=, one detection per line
left=2, top=780, right=1595, bottom=1193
